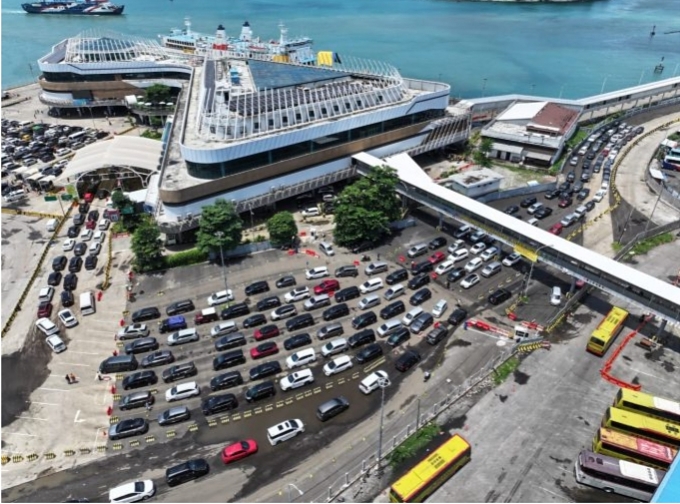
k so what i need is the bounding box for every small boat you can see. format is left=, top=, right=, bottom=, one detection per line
left=21, top=0, right=124, bottom=15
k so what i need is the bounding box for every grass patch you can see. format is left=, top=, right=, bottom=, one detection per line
left=163, top=248, right=208, bottom=268
left=631, top=232, right=675, bottom=256
left=388, top=423, right=440, bottom=468
left=140, top=129, right=162, bottom=140
left=611, top=241, right=623, bottom=252
left=493, top=356, right=520, bottom=385
left=668, top=132, right=680, bottom=142
left=567, top=128, right=588, bottom=149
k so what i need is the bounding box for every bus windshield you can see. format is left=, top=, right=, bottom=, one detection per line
left=586, top=307, right=629, bottom=356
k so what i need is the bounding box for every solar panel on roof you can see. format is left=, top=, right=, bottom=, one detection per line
left=248, top=59, right=349, bottom=90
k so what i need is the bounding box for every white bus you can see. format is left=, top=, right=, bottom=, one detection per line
left=68, top=131, right=87, bottom=142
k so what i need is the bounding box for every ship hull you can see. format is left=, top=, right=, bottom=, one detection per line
left=21, top=3, right=124, bottom=14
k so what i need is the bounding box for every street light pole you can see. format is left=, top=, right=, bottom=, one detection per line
left=214, top=231, right=228, bottom=293
left=376, top=377, right=389, bottom=477
left=523, top=244, right=552, bottom=298
left=600, top=75, right=610, bottom=94
left=644, top=174, right=666, bottom=236
left=286, top=483, right=304, bottom=502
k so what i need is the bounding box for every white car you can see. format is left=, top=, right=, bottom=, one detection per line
left=284, top=286, right=311, bottom=303
left=480, top=246, right=499, bottom=262
left=460, top=274, right=480, bottom=289
left=305, top=266, right=329, bottom=280
left=279, top=369, right=314, bottom=391
left=432, top=299, right=448, bottom=318
left=58, top=309, right=78, bottom=328
left=98, top=218, right=110, bottom=230
left=108, top=480, right=156, bottom=503
left=80, top=229, right=93, bottom=241
left=62, top=238, right=76, bottom=251
left=435, top=259, right=456, bottom=275
left=502, top=253, right=522, bottom=267
left=165, top=381, right=201, bottom=402
left=93, top=230, right=106, bottom=243
left=270, top=304, right=298, bottom=321
left=593, top=189, right=607, bottom=202
left=359, top=370, right=390, bottom=395
left=403, top=307, right=424, bottom=327
left=117, top=323, right=150, bottom=340
left=207, top=289, right=235, bottom=306
left=320, top=338, right=349, bottom=358
left=448, top=248, right=469, bottom=263
left=39, top=286, right=55, bottom=303
left=46, top=334, right=67, bottom=353
left=167, top=329, right=199, bottom=346
left=301, top=207, right=320, bottom=217
left=446, top=240, right=465, bottom=255
left=527, top=202, right=544, bottom=215
left=267, top=419, right=305, bottom=446
left=470, top=242, right=486, bottom=255
left=36, top=317, right=59, bottom=336
left=323, top=355, right=354, bottom=376
left=89, top=242, right=102, bottom=256
left=464, top=257, right=484, bottom=272
left=359, top=278, right=383, bottom=294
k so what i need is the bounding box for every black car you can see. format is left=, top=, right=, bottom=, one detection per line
left=78, top=202, right=90, bottom=214
left=385, top=268, right=409, bottom=285
left=544, top=189, right=561, bottom=200
left=166, top=299, right=196, bottom=316
left=67, top=226, right=80, bottom=238
left=348, top=328, right=376, bottom=349
left=87, top=209, right=99, bottom=222
left=350, top=241, right=376, bottom=254
left=557, top=182, right=571, bottom=193
left=245, top=281, right=270, bottom=296
left=286, top=313, right=315, bottom=332
left=380, top=300, right=405, bottom=320
left=580, top=171, right=591, bottom=182
left=577, top=188, right=590, bottom=201
left=256, top=296, right=281, bottom=312
left=520, top=196, right=537, bottom=208
left=242, top=314, right=267, bottom=328
left=572, top=181, right=584, bottom=194
left=68, top=256, right=82, bottom=273
left=447, top=268, right=466, bottom=283
left=108, top=418, right=149, bottom=441
left=84, top=255, right=98, bottom=270
left=162, top=362, right=198, bottom=383
left=585, top=200, right=596, bottom=212
left=407, top=273, right=430, bottom=290
left=447, top=307, right=468, bottom=326
left=352, top=311, right=377, bottom=330
left=283, top=333, right=312, bottom=351
left=387, top=327, right=411, bottom=348
left=52, top=255, right=67, bottom=272
left=334, top=286, right=361, bottom=303
left=63, top=273, right=78, bottom=291
left=141, top=350, right=175, bottom=368
left=323, top=303, right=350, bottom=321
left=245, top=381, right=276, bottom=403
left=47, top=271, right=62, bottom=286
left=356, top=343, right=384, bottom=364
left=74, top=242, right=87, bottom=256
left=503, top=205, right=520, bottom=215
left=566, top=171, right=576, bottom=183
left=165, top=459, right=210, bottom=487
left=157, top=406, right=191, bottom=426
left=209, top=371, right=244, bottom=391
left=125, top=337, right=159, bottom=355
left=426, top=325, right=449, bottom=345
left=395, top=350, right=421, bottom=372
left=534, top=206, right=553, bottom=220
left=221, top=303, right=250, bottom=320
left=428, top=236, right=447, bottom=249
left=411, top=260, right=434, bottom=276
left=202, top=394, right=238, bottom=416
left=335, top=265, right=359, bottom=278
left=249, top=361, right=282, bottom=381
left=73, top=213, right=86, bottom=226
left=60, top=290, right=74, bottom=307
left=275, top=275, right=296, bottom=288
left=409, top=288, right=432, bottom=306
left=122, top=371, right=158, bottom=390
left=488, top=288, right=512, bottom=306
left=131, top=307, right=161, bottom=323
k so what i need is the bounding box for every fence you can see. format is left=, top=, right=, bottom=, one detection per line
left=294, top=348, right=516, bottom=503
left=645, top=161, right=680, bottom=212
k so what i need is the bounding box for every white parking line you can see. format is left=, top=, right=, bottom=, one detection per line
left=50, top=361, right=93, bottom=368
left=66, top=351, right=100, bottom=355
left=29, top=401, right=59, bottom=406
left=38, top=387, right=71, bottom=392
left=17, top=416, right=48, bottom=421
left=2, top=433, right=36, bottom=437
left=76, top=339, right=116, bottom=345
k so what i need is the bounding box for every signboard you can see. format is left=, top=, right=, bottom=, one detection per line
left=44, top=195, right=57, bottom=202
left=514, top=243, right=539, bottom=263
left=61, top=194, right=73, bottom=201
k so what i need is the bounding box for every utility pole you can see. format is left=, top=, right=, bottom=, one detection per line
left=523, top=244, right=552, bottom=298
left=214, top=231, right=229, bottom=293
left=376, top=376, right=389, bottom=477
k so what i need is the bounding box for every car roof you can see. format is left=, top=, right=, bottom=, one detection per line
left=175, top=381, right=198, bottom=391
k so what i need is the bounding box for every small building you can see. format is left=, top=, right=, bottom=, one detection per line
left=482, top=101, right=581, bottom=167
left=445, top=167, right=503, bottom=198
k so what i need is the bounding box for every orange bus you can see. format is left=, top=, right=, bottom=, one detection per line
left=592, top=427, right=677, bottom=470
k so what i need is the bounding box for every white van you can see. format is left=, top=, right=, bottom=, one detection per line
left=574, top=205, right=588, bottom=219
left=80, top=291, right=96, bottom=316
left=359, top=370, right=390, bottom=395
left=403, top=307, right=424, bottom=327
left=358, top=294, right=381, bottom=310
left=286, top=347, right=317, bottom=369
left=377, top=319, right=403, bottom=337
left=4, top=189, right=27, bottom=202
left=46, top=218, right=59, bottom=232
left=267, top=419, right=305, bottom=446
left=550, top=286, right=562, bottom=306
left=384, top=284, right=405, bottom=301
left=319, top=241, right=335, bottom=257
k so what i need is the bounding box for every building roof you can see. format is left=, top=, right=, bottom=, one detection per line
left=496, top=101, right=547, bottom=121
left=528, top=102, right=578, bottom=135
left=449, top=167, right=503, bottom=187
left=56, top=136, right=162, bottom=183
left=248, top=59, right=349, bottom=90
left=652, top=455, right=680, bottom=503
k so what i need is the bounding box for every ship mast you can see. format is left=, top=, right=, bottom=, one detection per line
left=279, top=22, right=288, bottom=45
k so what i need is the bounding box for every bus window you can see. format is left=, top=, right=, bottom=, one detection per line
left=574, top=450, right=665, bottom=501
left=614, top=388, right=680, bottom=424
left=602, top=407, right=680, bottom=448
left=592, top=427, right=676, bottom=470
left=586, top=307, right=629, bottom=356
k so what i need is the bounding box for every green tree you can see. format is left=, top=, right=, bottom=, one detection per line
left=143, top=84, right=172, bottom=104
left=196, top=199, right=243, bottom=257
left=110, top=190, right=131, bottom=211
left=267, top=211, right=298, bottom=247
left=479, top=137, right=494, bottom=155
left=334, top=165, right=401, bottom=247
left=131, top=217, right=165, bottom=272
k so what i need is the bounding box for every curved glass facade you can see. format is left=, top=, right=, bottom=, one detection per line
left=187, top=110, right=443, bottom=179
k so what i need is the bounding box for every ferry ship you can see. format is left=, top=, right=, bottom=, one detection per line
left=160, top=19, right=316, bottom=64
left=22, top=0, right=124, bottom=15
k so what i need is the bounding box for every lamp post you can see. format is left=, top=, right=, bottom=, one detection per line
left=376, top=376, right=390, bottom=477
left=673, top=63, right=680, bottom=77
left=638, top=70, right=646, bottom=86
left=523, top=243, right=552, bottom=298
left=481, top=78, right=487, bottom=97
left=214, top=231, right=229, bottom=293
left=644, top=172, right=667, bottom=236
left=600, top=74, right=610, bottom=94
left=559, top=85, right=565, bottom=99
left=286, top=483, right=304, bottom=502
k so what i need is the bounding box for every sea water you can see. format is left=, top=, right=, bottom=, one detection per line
left=1, top=0, right=678, bottom=98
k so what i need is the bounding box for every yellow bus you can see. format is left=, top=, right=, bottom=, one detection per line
left=614, top=388, right=680, bottom=424
left=593, top=427, right=677, bottom=470
left=389, top=434, right=471, bottom=503
left=602, top=407, right=680, bottom=448
left=587, top=306, right=629, bottom=356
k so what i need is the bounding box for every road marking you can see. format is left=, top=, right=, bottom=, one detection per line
left=50, top=361, right=92, bottom=367
left=2, top=433, right=36, bottom=437
left=74, top=410, right=86, bottom=423
left=38, top=387, right=71, bottom=392
left=17, top=416, right=48, bottom=421
left=28, top=401, right=59, bottom=406
left=66, top=351, right=99, bottom=355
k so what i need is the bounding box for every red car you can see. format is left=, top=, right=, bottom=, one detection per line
left=253, top=324, right=280, bottom=341
left=250, top=341, right=279, bottom=359
left=548, top=223, right=563, bottom=235
left=428, top=251, right=446, bottom=264
left=85, top=219, right=96, bottom=230
left=221, top=439, right=258, bottom=464
left=314, top=279, right=340, bottom=295
left=558, top=197, right=573, bottom=208
left=38, top=301, right=53, bottom=318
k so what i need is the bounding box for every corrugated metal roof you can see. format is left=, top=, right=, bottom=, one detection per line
left=496, top=101, right=547, bottom=121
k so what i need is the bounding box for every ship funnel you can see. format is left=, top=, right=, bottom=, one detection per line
left=216, top=24, right=226, bottom=38
left=184, top=17, right=191, bottom=36
left=279, top=22, right=288, bottom=44
left=240, top=21, right=252, bottom=42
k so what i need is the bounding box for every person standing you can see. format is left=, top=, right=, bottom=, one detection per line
left=65, top=374, right=71, bottom=385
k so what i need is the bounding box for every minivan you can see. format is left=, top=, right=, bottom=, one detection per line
left=166, top=299, right=195, bottom=316
left=286, top=347, right=317, bottom=369
left=79, top=291, right=96, bottom=316
left=550, top=286, right=562, bottom=306
left=99, top=355, right=138, bottom=374
left=316, top=396, right=350, bottom=422
left=322, top=303, right=349, bottom=321
left=286, top=313, right=315, bottom=331
left=481, top=261, right=502, bottom=278
left=245, top=381, right=276, bottom=402
left=385, top=269, right=408, bottom=285
left=220, top=302, right=250, bottom=320
left=132, top=307, right=161, bottom=323
left=210, top=321, right=239, bottom=338
left=317, top=323, right=344, bottom=341
left=319, top=241, right=335, bottom=257
left=159, top=316, right=187, bottom=334
left=213, top=349, right=246, bottom=371
left=358, top=295, right=381, bottom=310
left=214, top=332, right=247, bottom=351
left=118, top=391, right=154, bottom=411
left=407, top=243, right=428, bottom=258
left=364, top=261, right=389, bottom=276
left=304, top=294, right=331, bottom=311
left=334, top=286, right=361, bottom=303
left=210, top=371, right=244, bottom=391
left=165, top=459, right=210, bottom=487
left=377, top=319, right=403, bottom=338
left=348, top=328, right=376, bottom=348
left=384, top=284, right=405, bottom=301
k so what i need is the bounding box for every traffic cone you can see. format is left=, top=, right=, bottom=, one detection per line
left=106, top=405, right=112, bottom=416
